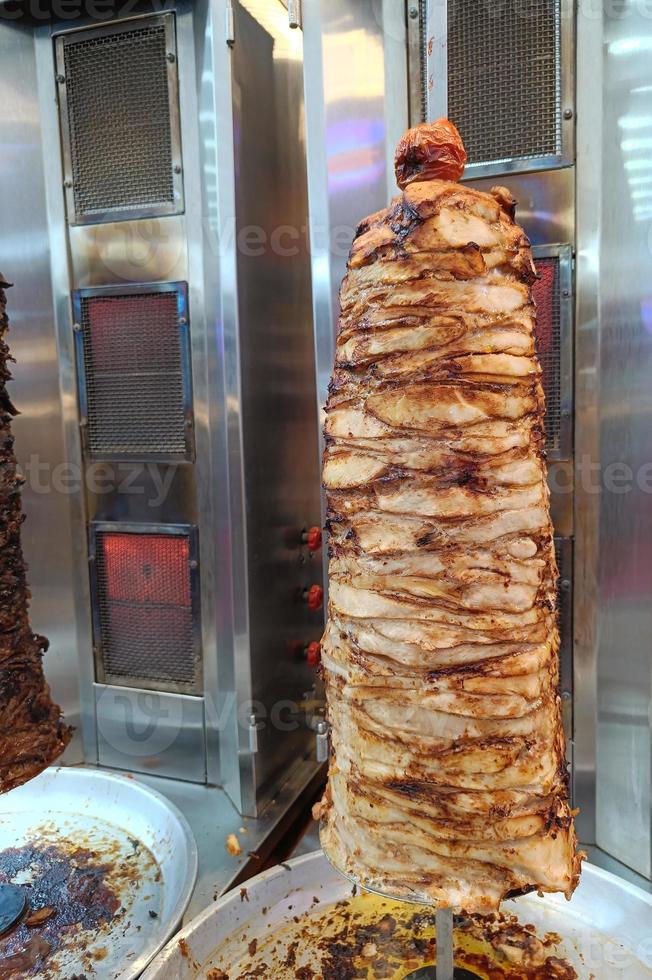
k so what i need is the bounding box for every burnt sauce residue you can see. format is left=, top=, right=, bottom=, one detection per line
left=0, top=839, right=120, bottom=977
left=213, top=891, right=578, bottom=980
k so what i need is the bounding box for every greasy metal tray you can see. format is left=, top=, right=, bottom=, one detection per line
left=143, top=850, right=652, bottom=979
left=0, top=766, right=197, bottom=979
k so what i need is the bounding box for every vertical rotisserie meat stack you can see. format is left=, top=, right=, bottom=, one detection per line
left=316, top=120, right=581, bottom=913
left=0, top=274, right=71, bottom=793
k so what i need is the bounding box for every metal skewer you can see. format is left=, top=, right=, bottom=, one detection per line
left=436, top=907, right=454, bottom=979
left=405, top=907, right=480, bottom=979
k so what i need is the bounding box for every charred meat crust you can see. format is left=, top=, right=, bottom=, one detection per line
left=0, top=278, right=71, bottom=794
left=317, top=171, right=581, bottom=912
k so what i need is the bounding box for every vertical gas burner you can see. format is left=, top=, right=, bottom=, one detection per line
left=531, top=244, right=573, bottom=461
left=90, top=523, right=202, bottom=695
left=55, top=13, right=184, bottom=224
left=447, top=0, right=563, bottom=169
left=73, top=283, right=193, bottom=461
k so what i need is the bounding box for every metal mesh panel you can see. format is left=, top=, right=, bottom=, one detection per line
left=532, top=257, right=561, bottom=452
left=80, top=291, right=188, bottom=457
left=94, top=530, right=199, bottom=688
left=448, top=0, right=561, bottom=166
left=61, top=21, right=176, bottom=218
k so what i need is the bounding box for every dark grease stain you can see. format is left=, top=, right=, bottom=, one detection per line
left=0, top=841, right=120, bottom=978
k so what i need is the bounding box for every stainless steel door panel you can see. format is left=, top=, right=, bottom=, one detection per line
left=95, top=683, right=206, bottom=782
left=230, top=0, right=323, bottom=806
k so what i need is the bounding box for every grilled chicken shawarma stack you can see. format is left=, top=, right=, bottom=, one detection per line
left=315, top=120, right=582, bottom=913
left=0, top=275, right=71, bottom=793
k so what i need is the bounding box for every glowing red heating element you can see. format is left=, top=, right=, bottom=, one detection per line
left=85, top=293, right=180, bottom=374
left=100, top=533, right=191, bottom=606
left=96, top=531, right=196, bottom=685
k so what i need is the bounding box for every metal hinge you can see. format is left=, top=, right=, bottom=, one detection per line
left=225, top=1, right=235, bottom=46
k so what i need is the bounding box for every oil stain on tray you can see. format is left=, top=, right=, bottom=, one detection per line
left=0, top=822, right=161, bottom=978
left=203, top=890, right=580, bottom=980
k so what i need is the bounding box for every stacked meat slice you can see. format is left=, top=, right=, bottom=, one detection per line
left=0, top=274, right=71, bottom=793
left=316, top=120, right=581, bottom=912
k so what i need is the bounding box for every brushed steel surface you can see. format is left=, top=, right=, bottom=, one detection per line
left=467, top=167, right=575, bottom=247
left=425, top=0, right=446, bottom=124
left=556, top=535, right=574, bottom=745
left=95, top=683, right=206, bottom=782
left=230, top=0, right=323, bottom=807
left=406, top=0, right=424, bottom=126
left=69, top=215, right=188, bottom=289
left=34, top=23, right=98, bottom=764
left=302, top=0, right=408, bottom=589
left=572, top=0, right=600, bottom=844
left=0, top=22, right=83, bottom=763
left=190, top=0, right=247, bottom=800
left=593, top=3, right=652, bottom=880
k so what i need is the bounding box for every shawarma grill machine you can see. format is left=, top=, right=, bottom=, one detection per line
left=0, top=0, right=650, bottom=895
left=0, top=0, right=326, bottom=826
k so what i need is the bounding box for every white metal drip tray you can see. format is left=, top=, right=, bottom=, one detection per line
left=143, top=850, right=652, bottom=979
left=0, top=766, right=198, bottom=979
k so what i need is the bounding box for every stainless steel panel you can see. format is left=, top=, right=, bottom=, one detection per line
left=406, top=0, right=425, bottom=126
left=0, top=21, right=83, bottom=762
left=55, top=14, right=184, bottom=225
left=35, top=24, right=100, bottom=763
left=69, top=216, right=188, bottom=289
left=231, top=0, right=323, bottom=807
left=593, top=2, right=652, bottom=879
left=186, top=0, right=258, bottom=806
left=467, top=167, right=575, bottom=247
left=95, top=683, right=206, bottom=782
left=303, top=0, right=409, bottom=391
left=302, top=0, right=408, bottom=593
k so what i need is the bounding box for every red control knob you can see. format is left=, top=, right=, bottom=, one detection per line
left=306, top=584, right=323, bottom=611
left=304, top=526, right=322, bottom=551
left=306, top=641, right=321, bottom=667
